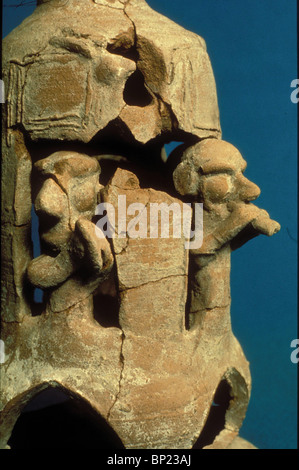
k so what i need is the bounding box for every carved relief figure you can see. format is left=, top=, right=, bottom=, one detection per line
left=27, top=151, right=113, bottom=313
left=173, top=139, right=280, bottom=331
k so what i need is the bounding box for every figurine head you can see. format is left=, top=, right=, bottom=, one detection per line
left=173, top=139, right=260, bottom=205
left=33, top=151, right=101, bottom=251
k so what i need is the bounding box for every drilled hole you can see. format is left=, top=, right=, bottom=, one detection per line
left=123, top=69, right=153, bottom=107
left=93, top=269, right=121, bottom=329
left=163, top=141, right=184, bottom=160
left=31, top=205, right=44, bottom=307
left=193, top=379, right=232, bottom=449
left=107, top=43, right=139, bottom=62
left=8, top=387, right=125, bottom=449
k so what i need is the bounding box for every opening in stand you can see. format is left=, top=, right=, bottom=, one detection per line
left=193, top=379, right=232, bottom=448
left=192, top=369, right=249, bottom=449
left=30, top=205, right=44, bottom=312
left=8, top=386, right=125, bottom=449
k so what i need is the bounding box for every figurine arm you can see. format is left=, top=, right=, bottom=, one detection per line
left=72, top=218, right=114, bottom=279
left=27, top=251, right=76, bottom=289
left=192, top=203, right=280, bottom=255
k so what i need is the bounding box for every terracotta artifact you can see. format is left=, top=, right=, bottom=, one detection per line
left=1, top=0, right=280, bottom=449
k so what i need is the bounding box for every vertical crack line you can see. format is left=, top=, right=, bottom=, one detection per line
left=123, top=4, right=178, bottom=130
left=123, top=4, right=137, bottom=47
left=107, top=331, right=125, bottom=422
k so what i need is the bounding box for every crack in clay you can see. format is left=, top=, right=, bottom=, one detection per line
left=205, top=305, right=230, bottom=311
left=92, top=1, right=125, bottom=11
left=107, top=330, right=125, bottom=422
left=119, top=273, right=188, bottom=292
left=2, top=221, right=31, bottom=228
left=115, top=238, right=130, bottom=256
left=121, top=5, right=182, bottom=134
left=123, top=3, right=137, bottom=45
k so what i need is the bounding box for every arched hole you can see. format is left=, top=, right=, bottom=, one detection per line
left=31, top=205, right=44, bottom=307
left=164, top=141, right=193, bottom=197
left=123, top=69, right=153, bottom=107
left=8, top=386, right=125, bottom=449
left=106, top=43, right=139, bottom=63
left=193, top=379, right=232, bottom=449
left=163, top=141, right=184, bottom=161
left=93, top=268, right=121, bottom=329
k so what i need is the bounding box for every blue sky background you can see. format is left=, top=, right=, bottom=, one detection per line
left=2, top=0, right=298, bottom=449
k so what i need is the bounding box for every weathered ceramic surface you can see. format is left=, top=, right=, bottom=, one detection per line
left=1, top=0, right=279, bottom=449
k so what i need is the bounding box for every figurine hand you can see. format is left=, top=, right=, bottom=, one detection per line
left=73, top=218, right=114, bottom=277
left=230, top=203, right=280, bottom=235
left=228, top=202, right=261, bottom=221
left=251, top=210, right=281, bottom=236
left=27, top=252, right=76, bottom=289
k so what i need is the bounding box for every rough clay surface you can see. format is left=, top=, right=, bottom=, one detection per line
left=1, top=0, right=279, bottom=449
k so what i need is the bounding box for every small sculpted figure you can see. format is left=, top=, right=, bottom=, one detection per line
left=173, top=139, right=280, bottom=329
left=27, top=151, right=113, bottom=313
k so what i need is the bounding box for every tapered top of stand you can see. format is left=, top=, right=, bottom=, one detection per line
left=4, top=0, right=221, bottom=143
left=36, top=0, right=147, bottom=7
